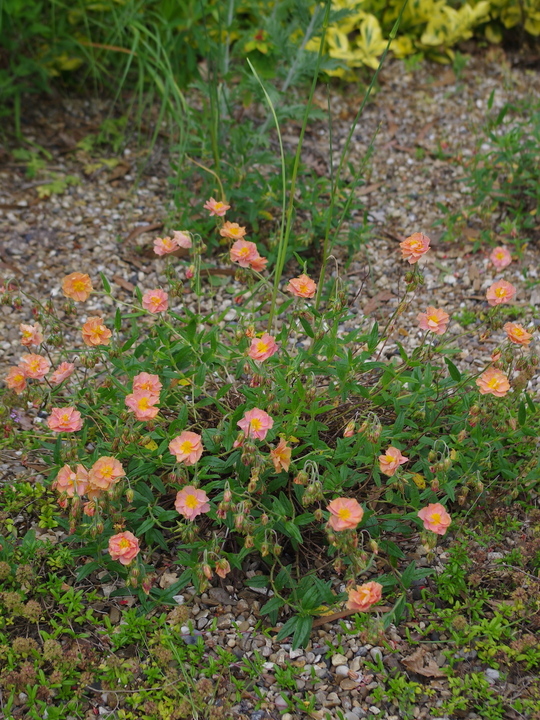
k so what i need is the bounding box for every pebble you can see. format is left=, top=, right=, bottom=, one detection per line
left=485, top=668, right=500, bottom=683
left=332, top=653, right=348, bottom=666
left=369, top=647, right=383, bottom=662
left=369, top=706, right=381, bottom=715
left=335, top=665, right=349, bottom=678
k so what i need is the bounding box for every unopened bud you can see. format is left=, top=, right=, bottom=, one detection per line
left=202, top=563, right=213, bottom=580
left=126, top=488, right=134, bottom=503
left=313, top=508, right=323, bottom=521
left=244, top=535, right=254, bottom=549
left=260, top=513, right=269, bottom=525
left=273, top=543, right=282, bottom=556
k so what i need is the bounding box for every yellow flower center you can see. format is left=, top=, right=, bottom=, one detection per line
left=428, top=314, right=440, bottom=324
left=29, top=360, right=39, bottom=372
left=250, top=418, right=263, bottom=430
left=180, top=441, right=194, bottom=454
left=256, top=341, right=269, bottom=353
left=138, top=397, right=151, bottom=410
left=22, top=329, right=32, bottom=338
left=430, top=512, right=442, bottom=523
left=337, top=508, right=351, bottom=520
left=101, top=465, right=113, bottom=478
left=151, top=295, right=161, bottom=304
left=487, top=377, right=501, bottom=389
left=184, top=494, right=198, bottom=509
left=299, top=283, right=309, bottom=293
left=73, top=280, right=87, bottom=292
left=238, top=247, right=250, bottom=257
left=495, top=288, right=506, bottom=297
left=61, top=413, right=70, bottom=423
left=514, top=327, right=523, bottom=336
left=215, top=202, right=224, bottom=210
left=410, top=240, right=421, bottom=250
left=230, top=228, right=240, bottom=236
left=119, top=538, right=130, bottom=549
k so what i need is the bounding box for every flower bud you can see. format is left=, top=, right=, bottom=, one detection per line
left=293, top=471, right=309, bottom=485
left=430, top=478, right=440, bottom=492
left=273, top=543, right=282, bottom=556
left=343, top=421, right=355, bottom=438
left=126, top=488, right=134, bottom=503
left=260, top=513, right=269, bottom=525
left=261, top=542, right=270, bottom=557
left=202, top=563, right=213, bottom=580
left=223, top=485, right=232, bottom=503
left=313, top=508, right=323, bottom=521
left=244, top=535, right=254, bottom=549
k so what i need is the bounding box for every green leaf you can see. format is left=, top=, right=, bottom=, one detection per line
left=245, top=575, right=269, bottom=588
left=526, top=393, right=536, bottom=412
left=368, top=321, right=379, bottom=351
left=400, top=560, right=416, bottom=589
left=299, top=315, right=315, bottom=338
left=444, top=357, right=461, bottom=381
left=276, top=615, right=297, bottom=642
left=100, top=272, right=111, bottom=294
left=261, top=596, right=285, bottom=619
left=76, top=561, right=100, bottom=582
left=114, top=308, right=122, bottom=332
left=136, top=517, right=155, bottom=535
left=292, top=616, right=313, bottom=649
left=283, top=521, right=303, bottom=545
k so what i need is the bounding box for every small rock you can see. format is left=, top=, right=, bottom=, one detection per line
left=487, top=552, right=504, bottom=561
left=356, top=646, right=369, bottom=657
left=274, top=695, right=288, bottom=710
left=332, top=653, right=348, bottom=666
left=290, top=648, right=304, bottom=659
left=485, top=668, right=500, bottom=683
left=282, top=715, right=293, bottom=720
left=325, top=692, right=340, bottom=707
left=340, top=678, right=360, bottom=690
left=335, top=665, right=349, bottom=678
left=369, top=707, right=381, bottom=715
left=369, top=647, right=383, bottom=662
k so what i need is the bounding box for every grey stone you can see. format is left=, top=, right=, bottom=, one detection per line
left=485, top=668, right=500, bottom=683
left=369, top=647, right=383, bottom=662
left=332, top=653, right=348, bottom=666
left=335, top=664, right=349, bottom=678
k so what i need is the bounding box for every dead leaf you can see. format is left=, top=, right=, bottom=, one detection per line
left=402, top=646, right=446, bottom=678
left=112, top=275, right=135, bottom=292
left=125, top=222, right=163, bottom=243
left=107, top=162, right=131, bottom=182
left=159, top=572, right=179, bottom=589
left=363, top=290, right=395, bottom=315
left=357, top=182, right=384, bottom=196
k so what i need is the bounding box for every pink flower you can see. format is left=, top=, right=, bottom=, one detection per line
left=417, top=306, right=450, bottom=335
left=81, top=317, right=112, bottom=347
left=50, top=362, right=75, bottom=385
left=327, top=498, right=364, bottom=531
left=286, top=274, right=317, bottom=299
left=249, top=254, right=268, bottom=272
left=53, top=464, right=89, bottom=497
left=153, top=236, right=178, bottom=256
left=476, top=367, right=510, bottom=397
left=504, top=322, right=532, bottom=346
left=125, top=391, right=159, bottom=421
left=346, top=582, right=383, bottom=612
left=203, top=197, right=230, bottom=217
left=169, top=431, right=204, bottom=465
left=132, top=372, right=162, bottom=399
left=220, top=221, right=247, bottom=240
left=88, top=456, right=125, bottom=490
left=379, top=446, right=409, bottom=477
left=237, top=408, right=273, bottom=440
left=248, top=334, right=279, bottom=362
left=4, top=367, right=27, bottom=394
left=83, top=501, right=96, bottom=517
left=486, top=280, right=516, bottom=306
left=62, top=272, right=93, bottom=302
left=270, top=438, right=291, bottom=472
left=172, top=230, right=192, bottom=249
left=108, top=531, right=140, bottom=566
left=343, top=421, right=355, bottom=438
left=18, top=353, right=50, bottom=379
left=399, top=232, right=431, bottom=264
left=20, top=323, right=43, bottom=347
left=175, top=485, right=210, bottom=520
left=230, top=240, right=259, bottom=268
left=47, top=407, right=83, bottom=433
left=418, top=503, right=451, bottom=535
left=142, top=288, right=169, bottom=314
left=490, top=246, right=512, bottom=270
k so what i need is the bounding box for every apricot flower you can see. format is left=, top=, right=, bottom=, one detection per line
left=286, top=274, right=317, bottom=299
left=504, top=322, right=532, bottom=346
left=125, top=391, right=159, bottom=421
left=20, top=323, right=43, bottom=347
left=249, top=254, right=268, bottom=272
left=417, top=306, right=450, bottom=335
left=153, top=236, right=177, bottom=256
left=489, top=246, right=512, bottom=270
left=50, top=362, right=75, bottom=385
left=476, top=367, right=510, bottom=397
left=270, top=438, right=292, bottom=473
left=204, top=197, right=230, bottom=217
left=220, top=221, right=247, bottom=240
left=175, top=486, right=210, bottom=520
left=172, top=230, right=192, bottom=249
left=18, top=353, right=50, bottom=379
left=47, top=407, right=84, bottom=433
left=5, top=366, right=27, bottom=394
left=230, top=240, right=259, bottom=268
left=53, top=464, right=89, bottom=497
left=142, top=288, right=169, bottom=314
left=132, top=372, right=162, bottom=399
left=486, top=280, right=516, bottom=306
left=237, top=408, right=273, bottom=440
left=169, top=431, right=204, bottom=465
left=248, top=334, right=278, bottom=362
left=418, top=503, right=451, bottom=535
left=346, top=582, right=383, bottom=612
left=327, top=497, right=364, bottom=531
left=108, top=531, right=140, bottom=566
left=62, top=272, right=93, bottom=302
left=88, top=456, right=125, bottom=490
left=379, top=446, right=408, bottom=477
left=399, top=232, right=431, bottom=264
left=81, top=317, right=112, bottom=347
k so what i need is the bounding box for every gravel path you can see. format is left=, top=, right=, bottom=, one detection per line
left=1, top=51, right=540, bottom=719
